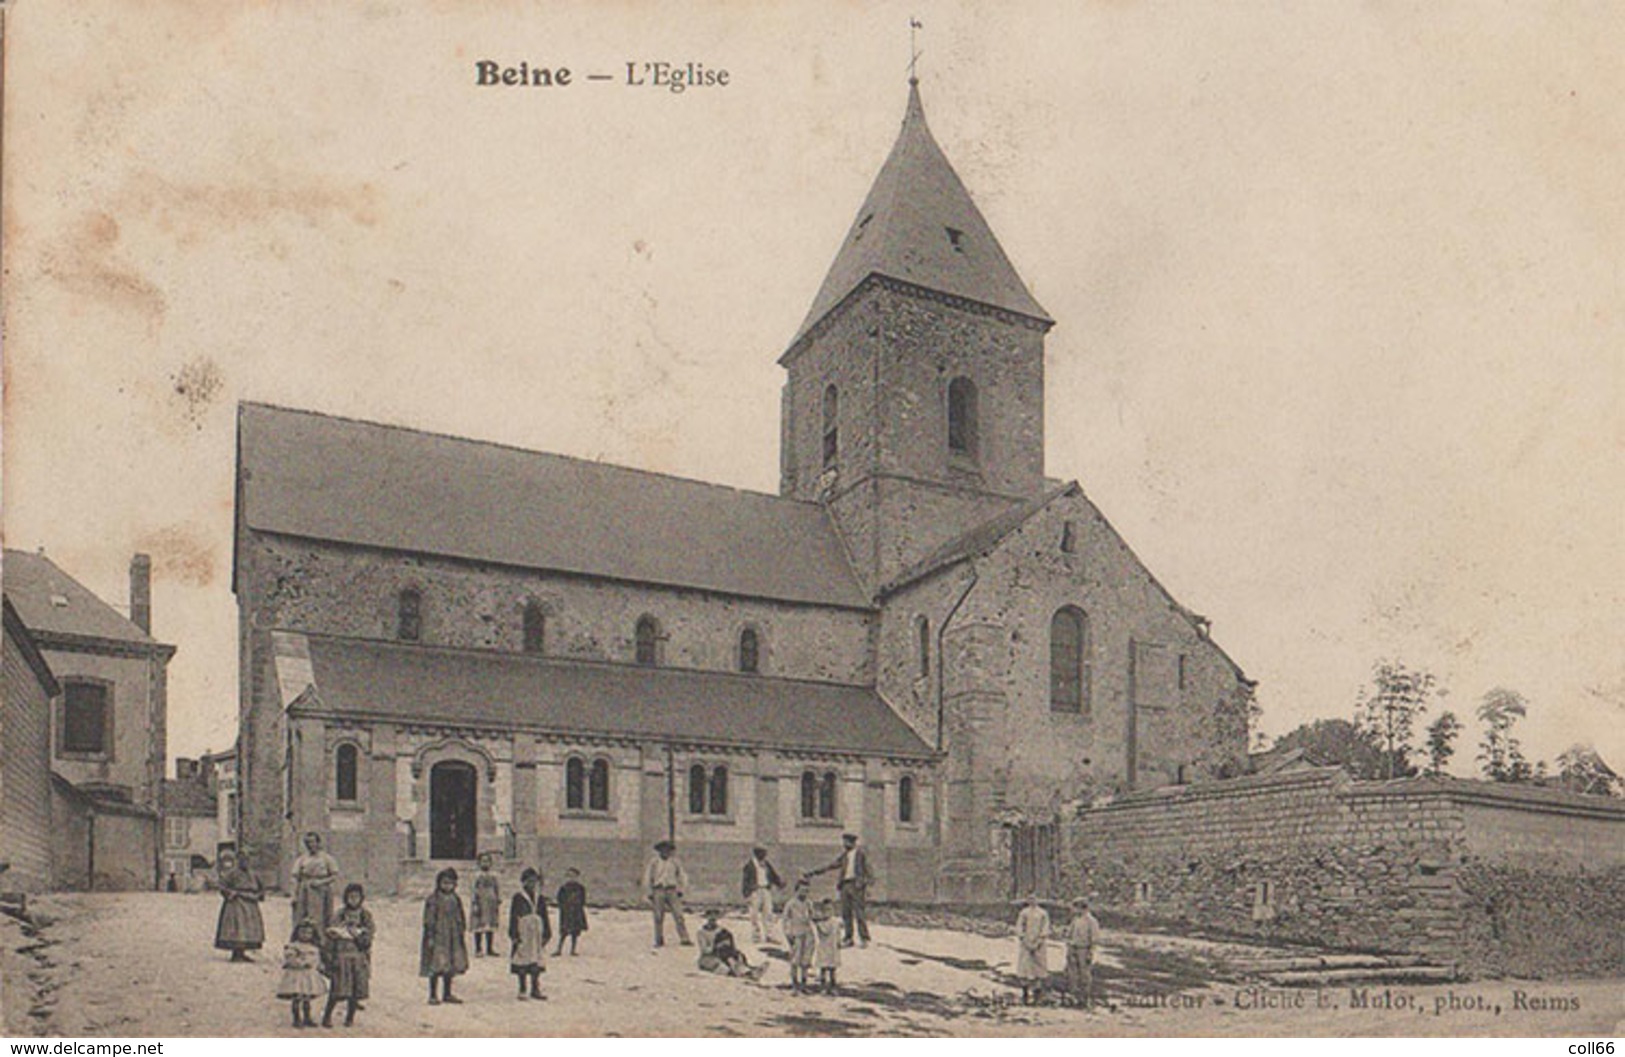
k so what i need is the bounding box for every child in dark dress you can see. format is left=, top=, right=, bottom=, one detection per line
left=553, top=867, right=589, bottom=956
left=420, top=868, right=470, bottom=1005
left=322, top=884, right=373, bottom=1028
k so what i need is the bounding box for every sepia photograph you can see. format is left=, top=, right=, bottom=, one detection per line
left=2, top=0, right=1621, bottom=1041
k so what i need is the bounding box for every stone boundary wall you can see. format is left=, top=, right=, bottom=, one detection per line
left=1064, top=768, right=1625, bottom=977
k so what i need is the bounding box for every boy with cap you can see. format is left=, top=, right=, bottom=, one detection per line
left=1062, top=897, right=1101, bottom=1010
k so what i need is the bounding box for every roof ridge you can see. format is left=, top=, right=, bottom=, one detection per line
left=881, top=482, right=1077, bottom=595
left=238, top=400, right=824, bottom=512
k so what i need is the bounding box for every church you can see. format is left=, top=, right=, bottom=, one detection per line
left=233, top=79, right=1252, bottom=904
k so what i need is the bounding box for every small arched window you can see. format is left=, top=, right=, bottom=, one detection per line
left=335, top=743, right=359, bottom=802
left=635, top=615, right=660, bottom=666
left=818, top=771, right=838, bottom=820
left=898, top=774, right=915, bottom=823
left=397, top=588, right=422, bottom=641
left=708, top=765, right=729, bottom=816
left=917, top=616, right=931, bottom=678
left=822, top=384, right=840, bottom=469
left=522, top=602, right=545, bottom=654
left=738, top=627, right=760, bottom=673
left=947, top=376, right=978, bottom=458
left=688, top=764, right=707, bottom=815
left=800, top=771, right=818, bottom=819
left=588, top=758, right=611, bottom=812
left=565, top=756, right=586, bottom=810
left=1050, top=606, right=1091, bottom=714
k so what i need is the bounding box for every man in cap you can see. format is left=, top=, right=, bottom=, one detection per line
left=1061, top=896, right=1101, bottom=1010
left=642, top=839, right=692, bottom=948
left=806, top=832, right=873, bottom=947
left=740, top=845, right=784, bottom=943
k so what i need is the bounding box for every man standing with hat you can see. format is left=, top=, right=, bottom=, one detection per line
left=740, top=845, right=784, bottom=943
left=643, top=839, right=692, bottom=948
left=807, top=832, right=873, bottom=948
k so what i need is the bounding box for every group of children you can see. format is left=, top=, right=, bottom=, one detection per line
left=780, top=879, right=844, bottom=995
left=1012, top=893, right=1100, bottom=1009
left=274, top=852, right=592, bottom=1027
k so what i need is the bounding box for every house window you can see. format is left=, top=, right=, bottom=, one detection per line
left=1050, top=606, right=1091, bottom=714
left=947, top=377, right=978, bottom=458
left=397, top=589, right=422, bottom=641
left=165, top=816, right=189, bottom=849
left=738, top=627, right=760, bottom=673
left=588, top=758, right=610, bottom=812
left=822, top=385, right=839, bottom=469
left=60, top=680, right=110, bottom=756
left=522, top=602, right=545, bottom=654
left=688, top=763, right=728, bottom=817
left=917, top=616, right=930, bottom=678
left=1061, top=520, right=1078, bottom=554
left=898, top=775, right=915, bottom=823
left=635, top=615, right=660, bottom=666
left=801, top=769, right=838, bottom=820
left=334, top=743, right=359, bottom=802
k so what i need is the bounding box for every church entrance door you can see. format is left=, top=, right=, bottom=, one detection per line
left=1009, top=821, right=1058, bottom=899
left=429, top=760, right=478, bottom=860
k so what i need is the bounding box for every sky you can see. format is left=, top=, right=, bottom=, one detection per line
left=4, top=1, right=1621, bottom=772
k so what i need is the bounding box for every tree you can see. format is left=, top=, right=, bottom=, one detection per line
left=1354, top=661, right=1435, bottom=780
left=1476, top=688, right=1529, bottom=782
left=1423, top=710, right=1463, bottom=777
left=1554, top=744, right=1623, bottom=797
left=1272, top=718, right=1386, bottom=780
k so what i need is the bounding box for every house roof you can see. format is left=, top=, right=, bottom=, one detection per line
left=236, top=403, right=870, bottom=610
left=3, top=595, right=60, bottom=697
left=787, top=81, right=1050, bottom=353
left=3, top=550, right=162, bottom=648
left=290, top=633, right=935, bottom=759
left=160, top=779, right=217, bottom=817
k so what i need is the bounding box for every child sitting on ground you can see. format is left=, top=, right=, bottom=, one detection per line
left=697, top=909, right=760, bottom=978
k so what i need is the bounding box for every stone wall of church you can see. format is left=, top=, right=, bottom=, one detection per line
left=239, top=533, right=876, bottom=685
left=281, top=712, right=937, bottom=904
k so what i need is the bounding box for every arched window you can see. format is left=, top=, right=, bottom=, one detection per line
left=397, top=588, right=422, bottom=641
left=917, top=616, right=931, bottom=678
left=822, top=385, right=839, bottom=469
left=688, top=764, right=707, bottom=815
left=335, top=743, right=359, bottom=802
left=947, top=376, right=978, bottom=457
left=1050, top=606, right=1091, bottom=714
left=522, top=602, right=545, bottom=654
left=898, top=774, right=915, bottom=823
left=635, top=615, right=660, bottom=666
left=738, top=627, right=760, bottom=673
left=708, top=765, right=729, bottom=816
left=565, top=756, right=586, bottom=810
left=800, top=769, right=839, bottom=820
left=588, top=758, right=611, bottom=812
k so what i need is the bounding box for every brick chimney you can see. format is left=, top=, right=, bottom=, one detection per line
left=130, top=552, right=152, bottom=634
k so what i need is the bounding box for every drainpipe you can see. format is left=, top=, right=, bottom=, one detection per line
left=665, top=745, right=676, bottom=843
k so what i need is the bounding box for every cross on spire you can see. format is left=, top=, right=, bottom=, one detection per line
left=908, top=17, right=923, bottom=85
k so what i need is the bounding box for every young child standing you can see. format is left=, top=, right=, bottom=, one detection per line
left=553, top=867, right=588, bottom=956
left=276, top=920, right=326, bottom=1028
left=508, top=867, right=551, bottom=1000
left=322, top=884, right=373, bottom=1029
left=1013, top=892, right=1051, bottom=1006
left=781, top=879, right=815, bottom=994
left=812, top=898, right=842, bottom=994
left=421, top=868, right=470, bottom=1005
left=470, top=852, right=501, bottom=957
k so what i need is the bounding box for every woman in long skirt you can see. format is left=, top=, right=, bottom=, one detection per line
left=507, top=867, right=551, bottom=1000
left=291, top=831, right=341, bottom=933
left=213, top=849, right=266, bottom=962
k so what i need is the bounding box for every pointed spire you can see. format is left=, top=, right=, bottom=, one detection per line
left=786, top=80, right=1051, bottom=354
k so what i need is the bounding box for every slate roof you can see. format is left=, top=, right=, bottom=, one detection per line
left=236, top=403, right=870, bottom=609
left=160, top=778, right=217, bottom=817
left=3, top=550, right=162, bottom=648
left=293, top=633, right=935, bottom=759
left=881, top=483, right=1077, bottom=595
left=788, top=81, right=1051, bottom=353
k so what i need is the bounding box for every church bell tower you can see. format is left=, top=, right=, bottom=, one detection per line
left=779, top=79, right=1055, bottom=593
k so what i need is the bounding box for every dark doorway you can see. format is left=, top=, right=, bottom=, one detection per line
left=1009, top=821, right=1058, bottom=899
left=430, top=760, right=478, bottom=860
